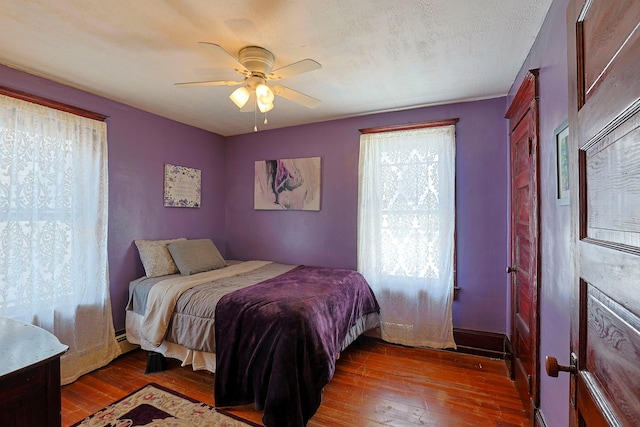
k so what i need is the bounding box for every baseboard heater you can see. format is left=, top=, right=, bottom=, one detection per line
left=115, top=332, right=139, bottom=354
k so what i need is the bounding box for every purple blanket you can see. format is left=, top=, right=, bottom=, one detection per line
left=214, top=265, right=379, bottom=427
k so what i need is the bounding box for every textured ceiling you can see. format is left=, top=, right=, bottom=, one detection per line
left=0, top=1, right=552, bottom=136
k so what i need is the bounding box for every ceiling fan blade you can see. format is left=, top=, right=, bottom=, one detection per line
left=267, top=59, right=321, bottom=80
left=175, top=79, right=244, bottom=88
left=272, top=85, right=321, bottom=108
left=198, top=42, right=251, bottom=77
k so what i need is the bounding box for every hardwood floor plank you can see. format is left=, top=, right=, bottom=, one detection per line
left=61, top=338, right=529, bottom=426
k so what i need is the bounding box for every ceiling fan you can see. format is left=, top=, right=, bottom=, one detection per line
left=176, top=43, right=322, bottom=121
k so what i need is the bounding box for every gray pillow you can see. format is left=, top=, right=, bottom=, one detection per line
left=134, top=238, right=186, bottom=277
left=167, top=239, right=226, bottom=275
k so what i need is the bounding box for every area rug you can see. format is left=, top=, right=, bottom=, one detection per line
left=70, top=383, right=261, bottom=427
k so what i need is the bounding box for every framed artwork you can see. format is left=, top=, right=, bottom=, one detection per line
left=555, top=120, right=569, bottom=205
left=164, top=164, right=201, bottom=208
left=254, top=157, right=321, bottom=210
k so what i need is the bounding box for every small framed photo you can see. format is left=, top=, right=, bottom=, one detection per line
left=555, top=120, right=569, bottom=205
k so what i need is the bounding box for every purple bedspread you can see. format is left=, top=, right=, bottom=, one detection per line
left=214, top=265, right=379, bottom=427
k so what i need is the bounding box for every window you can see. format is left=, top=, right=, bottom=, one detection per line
left=357, top=120, right=457, bottom=348
left=0, top=87, right=120, bottom=384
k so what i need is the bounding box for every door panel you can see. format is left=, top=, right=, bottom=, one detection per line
left=566, top=0, right=640, bottom=425
left=585, top=112, right=640, bottom=246
left=581, top=0, right=640, bottom=101
left=506, top=70, right=540, bottom=415
left=583, top=284, right=640, bottom=421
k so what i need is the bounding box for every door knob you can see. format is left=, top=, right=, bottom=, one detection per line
left=506, top=266, right=517, bottom=274
left=545, top=355, right=576, bottom=377
left=546, top=353, right=578, bottom=408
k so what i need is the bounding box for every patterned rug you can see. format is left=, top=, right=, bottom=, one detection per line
left=71, top=383, right=261, bottom=427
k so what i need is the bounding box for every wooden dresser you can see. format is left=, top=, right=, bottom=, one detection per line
left=0, top=317, right=68, bottom=427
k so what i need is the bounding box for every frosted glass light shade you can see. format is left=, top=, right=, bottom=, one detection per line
left=229, top=86, right=251, bottom=108
left=258, top=100, right=274, bottom=113
left=255, top=83, right=275, bottom=105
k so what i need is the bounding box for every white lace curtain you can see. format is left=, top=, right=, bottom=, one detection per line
left=0, top=94, right=120, bottom=384
left=358, top=126, right=456, bottom=348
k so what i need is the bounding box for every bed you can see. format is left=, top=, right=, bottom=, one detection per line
left=125, top=238, right=380, bottom=427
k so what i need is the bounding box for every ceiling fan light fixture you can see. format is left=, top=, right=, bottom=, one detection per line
left=255, top=83, right=275, bottom=105
left=229, top=86, right=250, bottom=108
left=177, top=43, right=322, bottom=131
left=258, top=100, right=274, bottom=113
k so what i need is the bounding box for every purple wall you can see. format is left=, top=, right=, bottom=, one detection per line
left=225, top=97, right=510, bottom=333
left=508, top=0, right=571, bottom=425
left=0, top=64, right=227, bottom=332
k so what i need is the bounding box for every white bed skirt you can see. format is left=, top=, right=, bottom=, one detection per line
left=126, top=310, right=379, bottom=373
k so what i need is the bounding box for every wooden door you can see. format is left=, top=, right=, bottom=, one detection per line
left=506, top=69, right=540, bottom=416
left=547, top=1, right=640, bottom=425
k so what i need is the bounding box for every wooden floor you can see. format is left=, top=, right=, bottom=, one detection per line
left=62, top=338, right=529, bottom=426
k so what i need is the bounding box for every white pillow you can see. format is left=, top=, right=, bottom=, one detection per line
left=134, top=238, right=186, bottom=277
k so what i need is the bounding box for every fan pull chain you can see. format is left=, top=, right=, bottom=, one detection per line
left=264, top=111, right=268, bottom=125
left=254, top=101, right=258, bottom=132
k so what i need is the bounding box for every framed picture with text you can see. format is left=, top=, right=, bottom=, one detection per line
left=164, top=164, right=201, bottom=208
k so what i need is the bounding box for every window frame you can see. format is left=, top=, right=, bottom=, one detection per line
left=359, top=118, right=460, bottom=299
left=0, top=85, right=107, bottom=121
left=0, top=86, right=108, bottom=312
